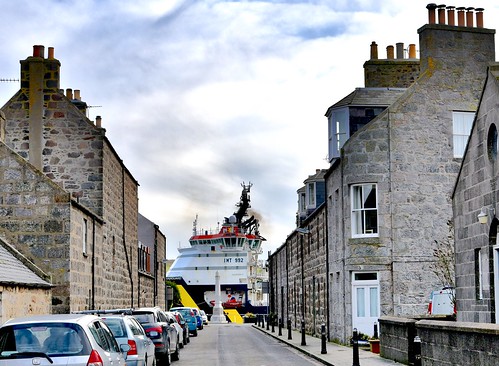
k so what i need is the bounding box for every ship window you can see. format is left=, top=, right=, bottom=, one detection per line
left=211, top=246, right=215, bottom=251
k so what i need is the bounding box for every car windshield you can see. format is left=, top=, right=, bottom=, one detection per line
left=132, top=313, right=155, bottom=325
left=102, top=318, right=126, bottom=338
left=0, top=323, right=90, bottom=358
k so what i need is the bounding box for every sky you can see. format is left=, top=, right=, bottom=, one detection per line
left=0, top=1, right=498, bottom=259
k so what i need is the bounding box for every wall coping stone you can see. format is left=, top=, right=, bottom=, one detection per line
left=416, top=319, right=499, bottom=335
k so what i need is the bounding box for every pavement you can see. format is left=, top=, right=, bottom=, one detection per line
left=252, top=323, right=403, bottom=366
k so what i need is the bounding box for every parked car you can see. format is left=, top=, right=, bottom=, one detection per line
left=171, top=311, right=189, bottom=345
left=130, top=307, right=180, bottom=364
left=101, top=314, right=156, bottom=366
left=199, top=310, right=208, bottom=325
left=0, top=314, right=130, bottom=366
left=191, top=308, right=203, bottom=330
left=169, top=307, right=198, bottom=337
left=164, top=312, right=183, bottom=349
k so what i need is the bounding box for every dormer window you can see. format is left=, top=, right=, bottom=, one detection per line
left=307, top=182, right=316, bottom=207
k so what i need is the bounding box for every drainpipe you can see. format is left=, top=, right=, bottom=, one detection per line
left=154, top=224, right=159, bottom=306
left=122, top=166, right=134, bottom=307
left=91, top=218, right=96, bottom=309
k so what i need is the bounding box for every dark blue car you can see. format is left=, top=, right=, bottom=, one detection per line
left=191, top=308, right=204, bottom=330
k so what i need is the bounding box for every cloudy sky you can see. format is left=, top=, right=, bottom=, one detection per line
left=0, top=1, right=498, bottom=259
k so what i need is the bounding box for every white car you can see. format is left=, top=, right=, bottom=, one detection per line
left=164, top=312, right=184, bottom=349
left=101, top=314, right=156, bottom=366
left=199, top=310, right=208, bottom=325
left=0, top=314, right=130, bottom=366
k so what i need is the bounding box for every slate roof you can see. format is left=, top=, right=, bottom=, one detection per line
left=325, top=87, right=406, bottom=115
left=0, top=242, right=52, bottom=288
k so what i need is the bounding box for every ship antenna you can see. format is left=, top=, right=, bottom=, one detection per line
left=193, top=214, right=198, bottom=236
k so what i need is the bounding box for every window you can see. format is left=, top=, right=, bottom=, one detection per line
left=82, top=219, right=88, bottom=255
left=351, top=184, right=378, bottom=237
left=328, top=108, right=349, bottom=160
left=307, top=183, right=316, bottom=207
left=487, top=124, right=498, bottom=162
left=453, top=111, right=474, bottom=158
left=475, top=248, right=483, bottom=300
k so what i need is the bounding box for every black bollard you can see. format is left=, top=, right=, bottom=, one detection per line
left=257, top=314, right=260, bottom=327
left=266, top=315, right=270, bottom=331
left=262, top=314, right=265, bottom=329
left=352, top=328, right=360, bottom=366
left=301, top=319, right=306, bottom=346
left=321, top=323, right=327, bottom=354
left=413, top=336, right=422, bottom=366
left=278, top=318, right=282, bottom=336
left=373, top=322, right=378, bottom=339
left=287, top=319, right=292, bottom=340
left=271, top=316, right=275, bottom=333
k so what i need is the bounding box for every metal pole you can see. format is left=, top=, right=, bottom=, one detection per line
left=301, top=318, right=306, bottom=346
left=321, top=323, right=327, bottom=354
left=287, top=318, right=292, bottom=340
left=278, top=318, right=283, bottom=336
left=266, top=315, right=270, bottom=330
left=373, top=322, right=379, bottom=339
left=352, top=328, right=360, bottom=366
left=414, top=336, right=422, bottom=366
left=271, top=316, right=275, bottom=333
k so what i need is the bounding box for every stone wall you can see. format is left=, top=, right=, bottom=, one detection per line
left=379, top=317, right=499, bottom=366
left=0, top=285, right=52, bottom=323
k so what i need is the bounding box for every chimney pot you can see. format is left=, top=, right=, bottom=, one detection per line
left=437, top=4, right=446, bottom=24
left=386, top=45, right=394, bottom=60
left=33, top=45, right=45, bottom=58
left=370, top=41, right=378, bottom=60
left=475, top=8, right=484, bottom=28
left=74, top=89, right=81, bottom=100
left=446, top=6, right=455, bottom=26
left=457, top=6, right=465, bottom=26
left=48, top=47, right=55, bottom=59
left=66, top=88, right=73, bottom=100
left=96, top=116, right=102, bottom=128
left=408, top=44, right=417, bottom=59
left=396, top=43, right=404, bottom=59
left=427, top=3, right=437, bottom=24
left=466, top=7, right=474, bottom=27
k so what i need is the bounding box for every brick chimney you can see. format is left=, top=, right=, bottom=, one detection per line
left=419, top=4, right=494, bottom=76
left=20, top=45, right=61, bottom=170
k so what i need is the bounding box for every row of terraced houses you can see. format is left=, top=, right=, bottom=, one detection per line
left=268, top=4, right=499, bottom=364
left=0, top=43, right=168, bottom=323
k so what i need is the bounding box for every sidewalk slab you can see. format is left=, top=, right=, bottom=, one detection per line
left=252, top=324, right=403, bottom=366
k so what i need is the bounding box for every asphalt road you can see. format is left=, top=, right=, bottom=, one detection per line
left=175, top=323, right=323, bottom=366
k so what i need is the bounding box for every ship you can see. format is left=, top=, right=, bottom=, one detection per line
left=166, top=183, right=267, bottom=316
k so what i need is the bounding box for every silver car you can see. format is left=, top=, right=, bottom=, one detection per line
left=101, top=314, right=156, bottom=366
left=0, top=313, right=130, bottom=365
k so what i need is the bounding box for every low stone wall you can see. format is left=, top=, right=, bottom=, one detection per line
left=379, top=316, right=417, bottom=365
left=379, top=316, right=499, bottom=366
left=417, top=320, right=499, bottom=366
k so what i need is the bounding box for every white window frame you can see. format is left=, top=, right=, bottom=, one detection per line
left=307, top=182, right=316, bottom=208
left=329, top=108, right=349, bottom=160
left=453, top=111, right=474, bottom=158
left=82, top=218, right=88, bottom=255
left=351, top=183, right=378, bottom=238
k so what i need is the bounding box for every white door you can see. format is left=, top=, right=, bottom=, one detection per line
left=352, top=272, right=380, bottom=337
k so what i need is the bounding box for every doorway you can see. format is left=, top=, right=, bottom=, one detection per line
left=352, top=272, right=379, bottom=336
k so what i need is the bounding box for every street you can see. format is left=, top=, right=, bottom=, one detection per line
left=176, top=323, right=323, bottom=366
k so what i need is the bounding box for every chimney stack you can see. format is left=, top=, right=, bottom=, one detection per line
left=457, top=7, right=465, bottom=26
left=33, top=45, right=45, bottom=58
left=96, top=116, right=102, bottom=128
left=387, top=45, right=394, bottom=59
left=408, top=44, right=417, bottom=59
left=427, top=3, right=437, bottom=24
left=446, top=6, right=455, bottom=26
left=466, top=7, right=474, bottom=27
left=437, top=4, right=446, bottom=24
left=396, top=43, right=404, bottom=59
left=66, top=88, right=73, bottom=100
left=74, top=89, right=81, bottom=101
left=476, top=8, right=484, bottom=28
left=370, top=41, right=378, bottom=60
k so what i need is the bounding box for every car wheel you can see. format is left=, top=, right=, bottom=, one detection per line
left=192, top=329, right=198, bottom=337
left=171, top=339, right=180, bottom=361
left=159, top=342, right=171, bottom=366
left=150, top=355, right=157, bottom=366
